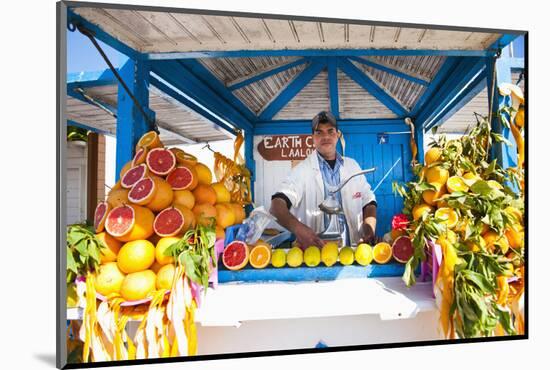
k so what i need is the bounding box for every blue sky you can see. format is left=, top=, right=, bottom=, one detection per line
left=67, top=29, right=127, bottom=73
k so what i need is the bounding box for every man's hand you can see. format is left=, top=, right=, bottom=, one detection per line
left=294, top=223, right=325, bottom=250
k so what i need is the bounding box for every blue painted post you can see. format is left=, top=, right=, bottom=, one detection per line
left=244, top=130, right=256, bottom=215
left=486, top=56, right=517, bottom=169
left=414, top=121, right=424, bottom=170
left=327, top=58, right=340, bottom=118
left=115, top=59, right=153, bottom=180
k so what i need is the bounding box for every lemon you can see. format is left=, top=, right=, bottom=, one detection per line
left=339, top=246, right=355, bottom=266
left=304, top=246, right=321, bottom=267
left=355, top=243, right=373, bottom=266
left=271, top=249, right=287, bottom=268
left=287, top=247, right=304, bottom=267
left=321, top=242, right=339, bottom=267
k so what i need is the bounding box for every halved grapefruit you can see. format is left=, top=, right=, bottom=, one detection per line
left=392, top=236, right=414, bottom=263
left=94, top=201, right=111, bottom=232
left=146, top=148, right=176, bottom=176
left=166, top=165, right=198, bottom=191
left=172, top=204, right=196, bottom=232
left=121, top=164, right=148, bottom=189
left=132, top=146, right=148, bottom=166
left=128, top=177, right=156, bottom=205
left=222, top=240, right=249, bottom=271
left=153, top=207, right=185, bottom=237
left=105, top=204, right=155, bottom=242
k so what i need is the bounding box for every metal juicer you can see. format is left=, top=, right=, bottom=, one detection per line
left=317, top=167, right=376, bottom=246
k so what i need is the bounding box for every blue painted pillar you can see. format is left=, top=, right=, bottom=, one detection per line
left=414, top=121, right=424, bottom=168
left=486, top=55, right=517, bottom=169
left=115, top=59, right=154, bottom=180
left=244, top=129, right=256, bottom=209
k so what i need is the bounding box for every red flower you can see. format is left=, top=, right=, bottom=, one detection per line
left=392, top=214, right=409, bottom=231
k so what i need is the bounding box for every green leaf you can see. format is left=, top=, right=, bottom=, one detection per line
left=67, top=250, right=78, bottom=275
left=462, top=270, right=495, bottom=294
left=402, top=257, right=417, bottom=287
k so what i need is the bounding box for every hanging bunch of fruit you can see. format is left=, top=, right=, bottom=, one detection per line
left=391, top=86, right=525, bottom=339
left=66, top=131, right=247, bottom=363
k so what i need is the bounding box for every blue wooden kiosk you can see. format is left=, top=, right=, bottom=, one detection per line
left=64, top=3, right=525, bottom=353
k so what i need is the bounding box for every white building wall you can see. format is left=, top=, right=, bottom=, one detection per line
left=66, top=141, right=87, bottom=225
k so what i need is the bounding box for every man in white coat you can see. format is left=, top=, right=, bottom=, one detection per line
left=270, top=111, right=377, bottom=249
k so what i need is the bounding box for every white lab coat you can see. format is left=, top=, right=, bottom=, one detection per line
left=275, top=150, right=376, bottom=246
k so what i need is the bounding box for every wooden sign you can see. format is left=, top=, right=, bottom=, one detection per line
left=258, top=135, right=314, bottom=161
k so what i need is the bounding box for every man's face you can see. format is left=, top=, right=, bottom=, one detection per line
left=312, top=122, right=339, bottom=158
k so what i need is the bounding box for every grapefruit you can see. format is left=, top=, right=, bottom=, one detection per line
left=392, top=236, right=414, bottom=263
left=145, top=176, right=174, bottom=212
left=194, top=163, right=213, bottom=185
left=249, top=242, right=272, bottom=269
left=121, top=164, right=148, bottom=189
left=355, top=243, right=373, bottom=266
left=132, top=146, right=148, bottom=166
left=94, top=201, right=110, bottom=232
left=192, top=184, right=217, bottom=205
left=120, top=270, right=156, bottom=301
left=271, top=249, right=286, bottom=268
left=117, top=239, right=156, bottom=274
left=96, top=231, right=122, bottom=263
left=173, top=189, right=195, bottom=209
left=153, top=207, right=185, bottom=237
left=339, top=246, right=355, bottom=265
left=321, top=242, right=339, bottom=267
left=106, top=188, right=130, bottom=208
left=105, top=204, right=154, bottom=242
left=155, top=237, right=179, bottom=265
left=373, top=242, right=393, bottom=264
left=172, top=204, right=196, bottom=232
left=287, top=246, right=303, bottom=267
left=211, top=182, right=231, bottom=203
left=222, top=241, right=249, bottom=270
left=136, top=131, right=163, bottom=151
left=166, top=165, right=198, bottom=191
left=146, top=148, right=176, bottom=176
left=128, top=177, right=156, bottom=205
left=119, top=160, right=133, bottom=179
left=192, top=203, right=217, bottom=227
left=169, top=147, right=198, bottom=167
left=156, top=263, right=175, bottom=290
left=94, top=262, right=125, bottom=297
left=215, top=203, right=235, bottom=228
left=303, top=246, right=321, bottom=267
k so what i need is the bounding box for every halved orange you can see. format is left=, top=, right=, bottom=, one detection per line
left=136, top=131, right=163, bottom=151
left=169, top=147, right=198, bottom=167
left=249, top=242, right=272, bottom=269
left=446, top=176, right=469, bottom=193
left=422, top=183, right=446, bottom=206
left=412, top=203, right=434, bottom=221
left=434, top=207, right=459, bottom=229
left=373, top=242, right=393, bottom=264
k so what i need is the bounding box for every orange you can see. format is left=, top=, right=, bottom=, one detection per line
left=173, top=189, right=195, bottom=209
left=194, top=163, right=213, bottom=185
left=229, top=203, right=246, bottom=224
left=136, top=131, right=163, bottom=151
left=155, top=237, right=179, bottom=265
left=96, top=232, right=122, bottom=263
left=119, top=160, right=133, bottom=179
left=412, top=203, right=434, bottom=220
left=169, top=147, right=198, bottom=167
left=211, top=182, right=232, bottom=203
left=145, top=176, right=174, bottom=212
left=111, top=180, right=123, bottom=191
left=106, top=188, right=130, bottom=208
left=373, top=242, right=393, bottom=264
left=505, top=224, right=524, bottom=249
left=446, top=176, right=469, bottom=193
left=215, top=225, right=226, bottom=240
left=434, top=207, right=459, bottom=229
left=120, top=270, right=156, bottom=301
left=505, top=206, right=523, bottom=225
left=94, top=262, right=126, bottom=297
left=192, top=203, right=217, bottom=227
left=425, top=166, right=449, bottom=186
left=117, top=239, right=156, bottom=274
left=192, top=184, right=217, bottom=205
left=391, top=228, right=406, bottom=241
left=173, top=204, right=196, bottom=232
left=422, top=183, right=446, bottom=206
left=249, top=242, right=272, bottom=269
left=156, top=263, right=176, bottom=290
left=483, top=230, right=510, bottom=254
left=215, top=203, right=235, bottom=228
left=424, top=147, right=442, bottom=165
